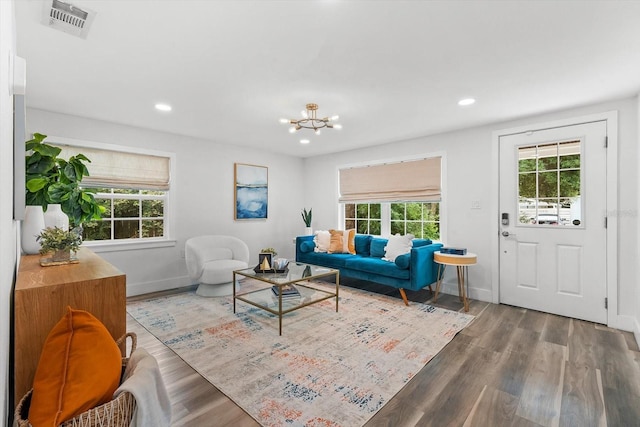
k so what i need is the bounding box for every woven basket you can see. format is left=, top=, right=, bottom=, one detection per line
left=15, top=332, right=138, bottom=427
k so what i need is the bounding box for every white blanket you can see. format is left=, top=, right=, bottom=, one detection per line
left=115, top=348, right=172, bottom=427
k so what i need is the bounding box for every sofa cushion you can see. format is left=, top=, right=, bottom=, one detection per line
left=395, top=253, right=411, bottom=269
left=313, top=230, right=331, bottom=253
left=354, top=234, right=372, bottom=256
left=383, top=234, right=414, bottom=262
left=328, top=229, right=356, bottom=254
left=29, top=307, right=122, bottom=427
left=300, top=240, right=315, bottom=253
left=345, top=257, right=410, bottom=280
left=370, top=238, right=388, bottom=258
left=299, top=251, right=358, bottom=269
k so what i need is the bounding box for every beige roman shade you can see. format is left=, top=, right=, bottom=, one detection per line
left=339, top=157, right=441, bottom=203
left=54, top=145, right=171, bottom=190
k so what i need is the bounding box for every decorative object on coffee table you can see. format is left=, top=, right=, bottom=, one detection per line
left=258, top=252, right=273, bottom=271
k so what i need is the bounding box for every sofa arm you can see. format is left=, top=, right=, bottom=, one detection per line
left=409, top=243, right=444, bottom=291
left=295, top=235, right=315, bottom=262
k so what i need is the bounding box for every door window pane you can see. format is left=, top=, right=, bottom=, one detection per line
left=517, top=140, right=581, bottom=227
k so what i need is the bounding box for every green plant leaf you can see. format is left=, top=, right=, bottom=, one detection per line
left=31, top=143, right=62, bottom=158
left=26, top=177, right=48, bottom=192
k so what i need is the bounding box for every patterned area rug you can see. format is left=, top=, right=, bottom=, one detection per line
left=127, top=281, right=475, bottom=427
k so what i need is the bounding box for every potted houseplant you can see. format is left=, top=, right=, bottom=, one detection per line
left=36, top=226, right=83, bottom=264
left=23, top=133, right=105, bottom=254
left=301, top=207, right=312, bottom=235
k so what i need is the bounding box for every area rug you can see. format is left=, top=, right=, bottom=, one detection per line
left=127, top=281, right=475, bottom=427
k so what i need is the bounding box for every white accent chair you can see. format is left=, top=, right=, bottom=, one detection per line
left=185, top=235, right=250, bottom=297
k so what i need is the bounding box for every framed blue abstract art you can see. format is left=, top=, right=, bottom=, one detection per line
left=234, top=163, right=268, bottom=220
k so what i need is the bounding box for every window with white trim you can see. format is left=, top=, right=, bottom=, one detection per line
left=340, top=157, right=442, bottom=240
left=51, top=138, right=173, bottom=245
left=83, top=188, right=166, bottom=241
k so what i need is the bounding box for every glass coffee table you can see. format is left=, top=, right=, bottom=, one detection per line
left=233, top=262, right=339, bottom=335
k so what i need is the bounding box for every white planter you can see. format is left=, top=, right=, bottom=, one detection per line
left=304, top=227, right=313, bottom=236
left=22, top=206, right=45, bottom=255
left=43, top=204, right=69, bottom=231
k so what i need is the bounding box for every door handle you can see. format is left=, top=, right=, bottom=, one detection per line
left=501, top=231, right=516, bottom=237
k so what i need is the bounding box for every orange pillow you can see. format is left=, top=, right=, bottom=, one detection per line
left=328, top=229, right=356, bottom=254
left=29, top=307, right=122, bottom=427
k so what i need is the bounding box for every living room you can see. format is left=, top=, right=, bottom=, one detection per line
left=2, top=1, right=640, bottom=426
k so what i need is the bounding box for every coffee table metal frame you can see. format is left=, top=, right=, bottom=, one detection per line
left=233, top=262, right=340, bottom=335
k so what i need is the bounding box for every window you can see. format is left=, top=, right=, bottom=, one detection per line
left=390, top=202, right=440, bottom=239
left=343, top=202, right=441, bottom=240
left=518, top=140, right=581, bottom=227
left=48, top=136, right=174, bottom=247
left=340, top=156, right=442, bottom=240
left=83, top=188, right=166, bottom=241
left=345, top=203, right=381, bottom=234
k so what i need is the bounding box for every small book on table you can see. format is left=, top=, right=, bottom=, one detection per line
left=271, top=284, right=300, bottom=298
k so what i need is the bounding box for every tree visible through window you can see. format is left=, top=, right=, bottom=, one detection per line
left=83, top=188, right=166, bottom=241
left=518, top=140, right=581, bottom=226
left=345, top=203, right=381, bottom=234
left=391, top=202, right=440, bottom=239
left=344, top=202, right=440, bottom=239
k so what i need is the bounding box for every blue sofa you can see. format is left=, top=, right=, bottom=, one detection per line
left=295, top=234, right=443, bottom=305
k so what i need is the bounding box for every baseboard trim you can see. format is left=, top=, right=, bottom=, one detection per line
left=127, top=275, right=192, bottom=297
left=438, top=280, right=492, bottom=303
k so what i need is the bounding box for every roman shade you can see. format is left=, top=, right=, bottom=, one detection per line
left=54, top=145, right=170, bottom=190
left=339, top=157, right=441, bottom=203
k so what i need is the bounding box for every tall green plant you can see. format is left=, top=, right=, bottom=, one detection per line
left=25, top=133, right=105, bottom=227
left=301, top=208, right=312, bottom=227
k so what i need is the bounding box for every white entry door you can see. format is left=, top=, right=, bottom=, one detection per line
left=499, top=121, right=607, bottom=324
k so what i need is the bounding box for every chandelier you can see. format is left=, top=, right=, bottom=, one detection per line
left=281, top=103, right=342, bottom=135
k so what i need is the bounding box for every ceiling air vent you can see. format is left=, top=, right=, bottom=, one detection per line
left=41, top=0, right=96, bottom=39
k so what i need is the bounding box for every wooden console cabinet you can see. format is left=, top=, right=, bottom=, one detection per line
left=14, top=247, right=126, bottom=402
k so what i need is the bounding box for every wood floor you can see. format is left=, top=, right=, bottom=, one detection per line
left=127, top=279, right=640, bottom=427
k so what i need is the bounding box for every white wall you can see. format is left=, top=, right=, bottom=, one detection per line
left=1, top=0, right=18, bottom=422
left=636, top=94, right=640, bottom=345
left=26, top=108, right=306, bottom=296
left=304, top=97, right=639, bottom=328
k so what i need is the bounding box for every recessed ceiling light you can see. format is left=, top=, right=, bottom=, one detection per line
left=154, top=103, right=172, bottom=112
left=300, top=139, right=310, bottom=144
left=458, top=98, right=476, bottom=106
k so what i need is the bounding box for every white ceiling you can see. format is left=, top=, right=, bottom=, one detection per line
left=14, top=0, right=640, bottom=158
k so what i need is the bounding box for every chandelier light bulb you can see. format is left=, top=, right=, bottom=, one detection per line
left=333, top=124, right=343, bottom=129
left=301, top=110, right=308, bottom=118
left=300, top=139, right=310, bottom=144
left=331, top=115, right=339, bottom=121
left=279, top=118, right=289, bottom=124
left=289, top=127, right=297, bottom=133
left=315, top=129, right=321, bottom=135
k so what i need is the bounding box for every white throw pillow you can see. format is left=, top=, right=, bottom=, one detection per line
left=313, top=230, right=331, bottom=253
left=383, top=233, right=414, bottom=262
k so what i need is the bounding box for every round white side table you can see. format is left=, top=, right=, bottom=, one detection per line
left=433, top=251, right=477, bottom=312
